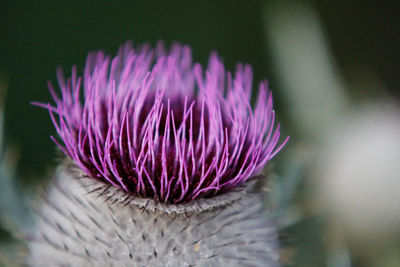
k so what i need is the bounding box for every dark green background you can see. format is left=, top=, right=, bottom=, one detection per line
left=1, top=0, right=398, bottom=180
left=1, top=1, right=399, bottom=265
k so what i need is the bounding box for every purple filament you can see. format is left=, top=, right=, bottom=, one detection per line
left=34, top=42, right=288, bottom=204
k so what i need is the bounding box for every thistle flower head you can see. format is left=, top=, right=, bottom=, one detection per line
left=36, top=42, right=288, bottom=204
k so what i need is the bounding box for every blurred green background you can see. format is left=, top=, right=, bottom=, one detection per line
left=1, top=0, right=399, bottom=266
left=1, top=0, right=398, bottom=181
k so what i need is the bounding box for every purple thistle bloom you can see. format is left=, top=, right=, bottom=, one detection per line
left=35, top=42, right=288, bottom=204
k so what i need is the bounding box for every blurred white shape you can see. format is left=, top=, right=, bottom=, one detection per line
left=264, top=1, right=347, bottom=139
left=315, top=103, right=400, bottom=237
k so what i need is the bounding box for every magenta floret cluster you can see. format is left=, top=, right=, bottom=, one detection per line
left=37, top=42, right=288, bottom=204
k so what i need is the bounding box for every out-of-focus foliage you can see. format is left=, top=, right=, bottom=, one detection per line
left=0, top=79, right=30, bottom=266
left=265, top=1, right=400, bottom=266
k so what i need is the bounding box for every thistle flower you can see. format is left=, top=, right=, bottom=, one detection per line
left=29, top=42, right=288, bottom=266
left=34, top=42, right=287, bottom=204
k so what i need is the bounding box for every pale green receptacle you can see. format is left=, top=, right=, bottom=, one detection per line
left=28, top=164, right=280, bottom=266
